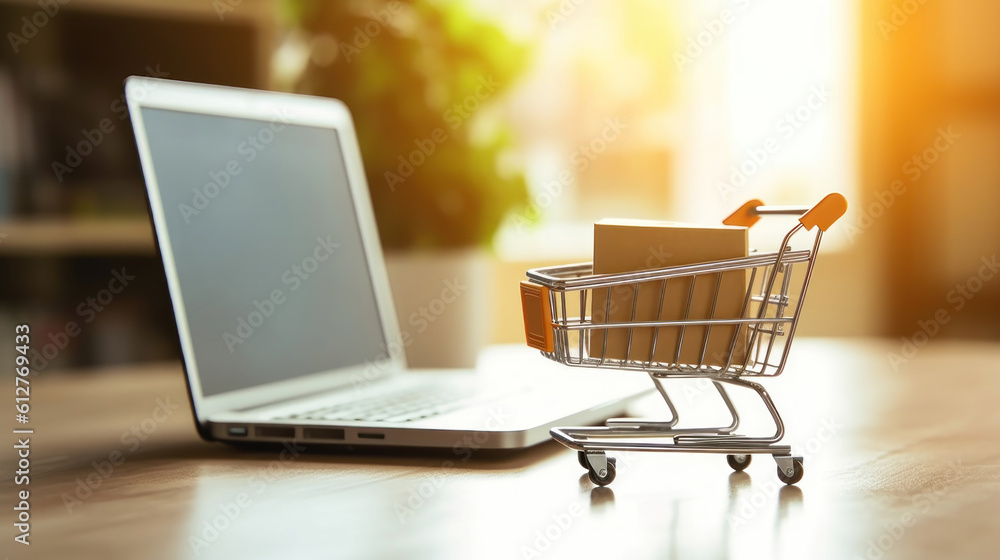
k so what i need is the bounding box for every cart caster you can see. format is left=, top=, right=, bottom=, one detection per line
left=588, top=457, right=616, bottom=487
left=577, top=451, right=589, bottom=469
left=726, top=454, right=752, bottom=472
left=776, top=459, right=804, bottom=485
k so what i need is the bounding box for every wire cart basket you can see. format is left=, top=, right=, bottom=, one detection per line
left=519, top=194, right=847, bottom=486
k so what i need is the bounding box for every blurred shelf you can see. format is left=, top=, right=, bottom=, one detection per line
left=0, top=218, right=155, bottom=256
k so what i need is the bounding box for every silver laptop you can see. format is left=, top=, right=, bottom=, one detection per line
left=125, top=77, right=649, bottom=449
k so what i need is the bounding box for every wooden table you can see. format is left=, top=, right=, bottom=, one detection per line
left=3, top=339, right=1000, bottom=560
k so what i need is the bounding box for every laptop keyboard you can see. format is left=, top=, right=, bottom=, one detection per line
left=279, top=385, right=476, bottom=423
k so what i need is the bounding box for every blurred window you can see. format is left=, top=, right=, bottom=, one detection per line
left=490, top=0, right=857, bottom=258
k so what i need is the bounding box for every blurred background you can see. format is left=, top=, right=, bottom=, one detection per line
left=0, top=0, right=996, bottom=372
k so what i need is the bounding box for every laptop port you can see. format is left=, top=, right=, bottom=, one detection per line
left=303, top=428, right=345, bottom=441
left=357, top=432, right=385, bottom=440
left=227, top=426, right=248, bottom=437
left=255, top=426, right=295, bottom=439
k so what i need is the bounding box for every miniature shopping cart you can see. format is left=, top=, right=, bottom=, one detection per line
left=519, top=194, right=847, bottom=486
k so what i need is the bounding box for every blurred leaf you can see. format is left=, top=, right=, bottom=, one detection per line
left=284, top=0, right=531, bottom=250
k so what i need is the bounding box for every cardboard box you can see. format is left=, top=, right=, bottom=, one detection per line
left=590, top=219, right=749, bottom=366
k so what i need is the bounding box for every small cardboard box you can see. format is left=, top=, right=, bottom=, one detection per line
left=590, top=219, right=749, bottom=366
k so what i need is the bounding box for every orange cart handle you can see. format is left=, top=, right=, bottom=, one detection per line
left=722, top=198, right=766, bottom=228
left=723, top=193, right=847, bottom=232
left=798, top=193, right=848, bottom=231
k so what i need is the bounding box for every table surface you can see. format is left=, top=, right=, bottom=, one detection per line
left=3, top=338, right=1000, bottom=560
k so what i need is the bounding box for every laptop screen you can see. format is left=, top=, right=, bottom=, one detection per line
left=141, top=107, right=388, bottom=396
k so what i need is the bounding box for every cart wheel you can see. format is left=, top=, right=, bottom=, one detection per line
left=588, top=457, right=616, bottom=486
left=776, top=459, right=804, bottom=485
left=727, top=454, right=752, bottom=472
left=577, top=451, right=589, bottom=469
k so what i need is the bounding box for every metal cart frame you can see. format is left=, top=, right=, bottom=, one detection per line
left=519, top=194, right=847, bottom=486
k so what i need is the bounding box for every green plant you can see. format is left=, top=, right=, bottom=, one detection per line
left=283, top=0, right=530, bottom=250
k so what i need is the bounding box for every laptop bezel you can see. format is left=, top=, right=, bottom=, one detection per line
left=125, top=77, right=407, bottom=430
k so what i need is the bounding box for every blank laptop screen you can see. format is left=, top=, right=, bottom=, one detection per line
left=141, top=107, right=388, bottom=396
